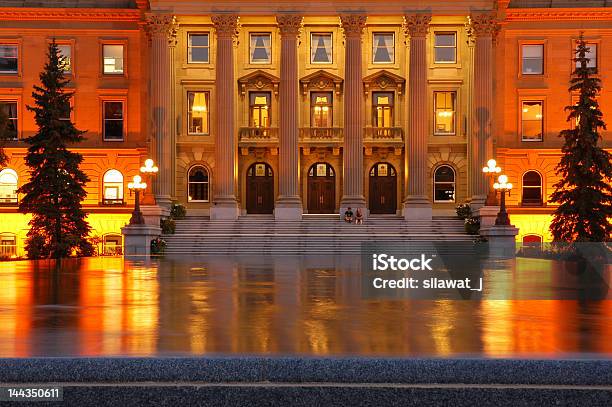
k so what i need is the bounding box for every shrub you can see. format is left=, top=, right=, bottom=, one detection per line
left=455, top=203, right=472, bottom=220
left=150, top=237, right=166, bottom=255
left=160, top=219, right=176, bottom=234
left=464, top=216, right=480, bottom=235
left=171, top=203, right=187, bottom=219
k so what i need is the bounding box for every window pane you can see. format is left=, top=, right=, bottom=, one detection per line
left=434, top=166, right=455, bottom=202
left=577, top=43, right=597, bottom=69
left=188, top=167, right=209, bottom=202
left=103, top=102, right=123, bottom=140
left=0, top=169, right=18, bottom=204
left=522, top=45, right=543, bottom=74
left=522, top=101, right=543, bottom=141
left=103, top=45, right=124, bottom=74
left=434, top=33, right=456, bottom=63
left=188, top=34, right=209, bottom=63
left=57, top=45, right=71, bottom=73
left=189, top=34, right=208, bottom=47
left=0, top=102, right=18, bottom=140
left=250, top=34, right=271, bottom=63
left=434, top=91, right=456, bottom=135
left=59, top=100, right=71, bottom=121
left=373, top=33, right=394, bottom=63
left=188, top=91, right=209, bottom=134
left=311, top=92, right=332, bottom=128
left=435, top=47, right=456, bottom=63
left=435, top=33, right=455, bottom=47
left=0, top=45, right=18, bottom=73
left=311, top=33, right=332, bottom=63
left=435, top=166, right=455, bottom=183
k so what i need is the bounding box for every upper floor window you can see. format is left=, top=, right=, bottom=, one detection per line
left=103, top=101, right=124, bottom=141
left=103, top=44, right=124, bottom=74
left=576, top=43, right=597, bottom=70
left=434, top=33, right=456, bottom=63
left=373, top=33, right=394, bottom=64
left=0, top=101, right=18, bottom=140
left=0, top=45, right=17, bottom=74
left=102, top=169, right=124, bottom=205
left=187, top=91, right=209, bottom=135
left=311, top=33, right=332, bottom=64
left=521, top=101, right=543, bottom=141
left=59, top=99, right=71, bottom=122
left=0, top=168, right=18, bottom=205
left=249, top=92, right=270, bottom=128
left=522, top=171, right=543, bottom=206
left=433, top=165, right=456, bottom=203
left=434, top=91, right=456, bottom=135
left=57, top=44, right=72, bottom=73
left=188, top=165, right=209, bottom=202
left=522, top=44, right=544, bottom=75
left=373, top=92, right=394, bottom=127
left=188, top=33, right=209, bottom=63
left=250, top=33, right=271, bottom=64
left=311, top=92, right=332, bottom=127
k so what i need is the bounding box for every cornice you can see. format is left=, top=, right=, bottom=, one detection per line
left=0, top=8, right=142, bottom=22
left=505, top=8, right=612, bottom=22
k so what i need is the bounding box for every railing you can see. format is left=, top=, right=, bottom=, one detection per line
left=299, top=127, right=343, bottom=141
left=364, top=127, right=404, bottom=141
left=239, top=127, right=279, bottom=141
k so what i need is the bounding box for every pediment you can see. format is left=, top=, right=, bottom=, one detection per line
left=238, top=70, right=280, bottom=96
left=299, top=69, right=344, bottom=95
left=363, top=70, right=406, bottom=95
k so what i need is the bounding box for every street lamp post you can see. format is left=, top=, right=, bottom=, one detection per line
left=493, top=174, right=513, bottom=226
left=128, top=175, right=147, bottom=225
left=139, top=158, right=159, bottom=206
left=482, top=159, right=501, bottom=206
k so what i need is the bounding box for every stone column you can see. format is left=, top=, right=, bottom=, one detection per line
left=275, top=14, right=303, bottom=220
left=469, top=13, right=499, bottom=210
left=146, top=14, right=177, bottom=214
left=211, top=14, right=240, bottom=220
left=339, top=14, right=367, bottom=216
left=403, top=14, right=432, bottom=220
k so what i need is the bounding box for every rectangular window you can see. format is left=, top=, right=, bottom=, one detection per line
left=311, top=92, right=332, bottom=127
left=59, top=99, right=71, bottom=121
left=188, top=33, right=209, bottom=63
left=434, top=33, right=456, bottom=63
left=187, top=91, right=209, bottom=135
left=434, top=91, right=456, bottom=135
left=521, top=101, right=543, bottom=141
left=373, top=92, right=394, bottom=127
left=249, top=92, right=271, bottom=127
left=57, top=44, right=72, bottom=73
left=311, top=33, right=332, bottom=64
left=250, top=33, right=271, bottom=64
left=0, top=45, right=18, bottom=74
left=103, top=101, right=124, bottom=141
left=103, top=44, right=124, bottom=74
left=0, top=234, right=16, bottom=257
left=576, top=43, right=597, bottom=70
left=522, top=44, right=544, bottom=75
left=0, top=101, right=18, bottom=140
left=373, top=33, right=394, bottom=64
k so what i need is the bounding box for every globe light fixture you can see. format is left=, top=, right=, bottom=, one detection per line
left=482, top=158, right=502, bottom=206
left=493, top=174, right=513, bottom=226
left=139, top=158, right=158, bottom=205
left=128, top=175, right=147, bottom=225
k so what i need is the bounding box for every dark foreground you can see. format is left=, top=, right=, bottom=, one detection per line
left=0, top=357, right=611, bottom=406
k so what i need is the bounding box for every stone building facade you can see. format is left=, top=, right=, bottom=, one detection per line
left=0, top=0, right=611, bottom=256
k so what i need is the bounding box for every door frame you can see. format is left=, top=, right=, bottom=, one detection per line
left=307, top=162, right=336, bottom=214
left=368, top=162, right=398, bottom=215
left=246, top=162, right=275, bottom=214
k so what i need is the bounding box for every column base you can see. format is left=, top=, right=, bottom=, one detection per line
left=474, top=205, right=500, bottom=228
left=121, top=224, right=162, bottom=257
left=469, top=195, right=487, bottom=211
left=403, top=196, right=432, bottom=220
left=210, top=198, right=239, bottom=220
left=154, top=194, right=173, bottom=212
left=274, top=196, right=303, bottom=220
left=141, top=205, right=168, bottom=226
left=340, top=195, right=367, bottom=219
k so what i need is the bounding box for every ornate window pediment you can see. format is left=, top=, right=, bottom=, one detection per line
left=363, top=70, right=405, bottom=95
left=299, top=69, right=343, bottom=96
left=238, top=70, right=280, bottom=97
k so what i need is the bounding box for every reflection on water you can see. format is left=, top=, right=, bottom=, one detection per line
left=0, top=256, right=611, bottom=358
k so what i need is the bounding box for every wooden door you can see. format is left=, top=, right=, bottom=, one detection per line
left=246, top=163, right=274, bottom=214
left=369, top=163, right=397, bottom=214
left=307, top=163, right=335, bottom=214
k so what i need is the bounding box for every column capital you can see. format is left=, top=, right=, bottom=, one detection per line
left=403, top=14, right=431, bottom=38
left=469, top=12, right=500, bottom=38
left=277, top=14, right=303, bottom=37
left=212, top=14, right=239, bottom=38
left=144, top=13, right=178, bottom=43
left=340, top=14, right=366, bottom=37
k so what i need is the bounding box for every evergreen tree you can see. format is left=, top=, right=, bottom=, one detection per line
left=17, top=41, right=93, bottom=258
left=549, top=35, right=612, bottom=242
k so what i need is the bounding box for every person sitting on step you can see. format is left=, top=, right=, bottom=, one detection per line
left=344, top=207, right=354, bottom=223
left=355, top=208, right=363, bottom=224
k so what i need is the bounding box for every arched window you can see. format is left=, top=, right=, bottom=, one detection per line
left=522, top=171, right=542, bottom=206
left=0, top=168, right=18, bottom=205
left=522, top=234, right=542, bottom=244
left=103, top=234, right=122, bottom=256
left=0, top=233, right=17, bottom=258
left=102, top=169, right=124, bottom=205
left=433, top=165, right=455, bottom=203
left=188, top=166, right=209, bottom=202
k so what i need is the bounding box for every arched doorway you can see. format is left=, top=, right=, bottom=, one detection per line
left=246, top=162, right=274, bottom=214
left=369, top=162, right=397, bottom=214
left=307, top=162, right=335, bottom=213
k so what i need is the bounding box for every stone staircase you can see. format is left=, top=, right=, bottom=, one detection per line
left=162, top=214, right=473, bottom=255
